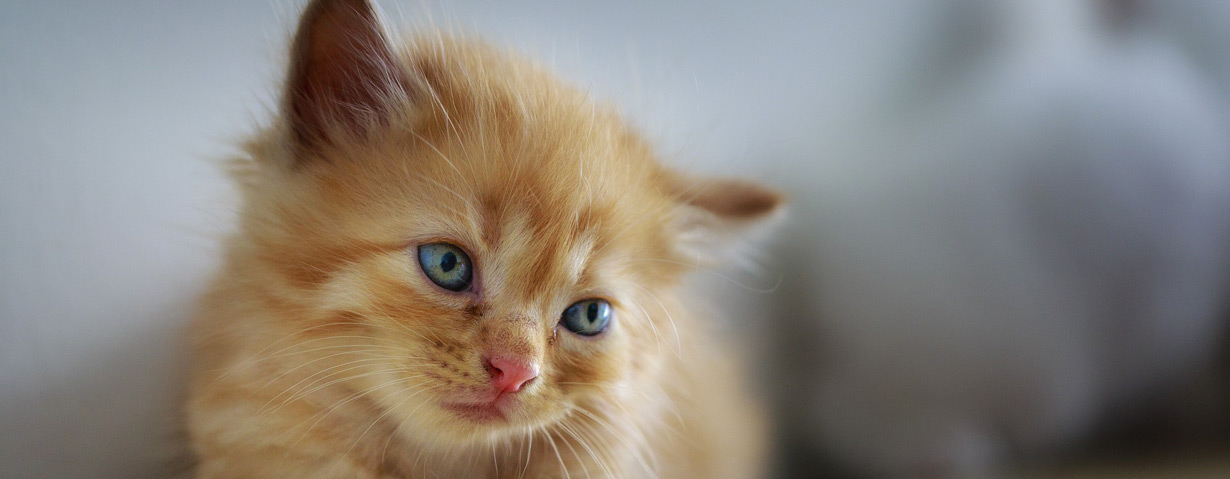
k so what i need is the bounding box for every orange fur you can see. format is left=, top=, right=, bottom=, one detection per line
left=186, top=1, right=780, bottom=477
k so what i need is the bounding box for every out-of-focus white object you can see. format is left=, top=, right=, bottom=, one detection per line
left=776, top=0, right=1230, bottom=475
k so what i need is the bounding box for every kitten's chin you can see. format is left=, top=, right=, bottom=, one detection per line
left=439, top=401, right=507, bottom=423
left=383, top=389, right=566, bottom=446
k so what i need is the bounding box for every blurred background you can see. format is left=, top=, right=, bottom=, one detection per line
left=3, top=0, right=1229, bottom=477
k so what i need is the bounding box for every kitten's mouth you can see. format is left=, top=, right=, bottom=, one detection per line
left=441, top=392, right=528, bottom=423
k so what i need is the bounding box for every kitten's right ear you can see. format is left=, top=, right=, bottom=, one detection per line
left=667, top=174, right=785, bottom=268
left=283, top=0, right=410, bottom=154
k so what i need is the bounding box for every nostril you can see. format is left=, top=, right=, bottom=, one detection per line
left=484, top=358, right=503, bottom=379
left=485, top=356, right=539, bottom=394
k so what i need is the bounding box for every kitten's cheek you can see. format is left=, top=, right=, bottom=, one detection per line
left=559, top=347, right=627, bottom=391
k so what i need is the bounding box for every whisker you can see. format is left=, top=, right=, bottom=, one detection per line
left=573, top=406, right=658, bottom=479
left=543, top=426, right=572, bottom=479
left=255, top=355, right=395, bottom=414
left=342, top=383, right=435, bottom=457
left=629, top=284, right=683, bottom=358
left=557, top=420, right=612, bottom=479
left=282, top=375, right=420, bottom=452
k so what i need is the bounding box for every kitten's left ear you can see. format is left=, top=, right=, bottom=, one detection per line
left=668, top=174, right=785, bottom=266
left=283, top=0, right=411, bottom=153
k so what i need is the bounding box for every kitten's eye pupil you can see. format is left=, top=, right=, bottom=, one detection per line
left=417, top=243, right=473, bottom=292
left=561, top=299, right=611, bottom=336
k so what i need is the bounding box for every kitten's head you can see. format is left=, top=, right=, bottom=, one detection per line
left=236, top=0, right=781, bottom=446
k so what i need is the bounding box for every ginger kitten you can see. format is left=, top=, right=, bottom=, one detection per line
left=185, top=0, right=779, bottom=477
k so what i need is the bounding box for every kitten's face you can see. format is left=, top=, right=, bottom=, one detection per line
left=280, top=137, right=669, bottom=443
left=239, top=0, right=780, bottom=447
left=264, top=96, right=678, bottom=445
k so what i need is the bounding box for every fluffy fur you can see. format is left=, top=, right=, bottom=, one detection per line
left=185, top=1, right=779, bottom=477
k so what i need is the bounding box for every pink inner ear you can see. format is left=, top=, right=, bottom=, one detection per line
left=286, top=0, right=409, bottom=148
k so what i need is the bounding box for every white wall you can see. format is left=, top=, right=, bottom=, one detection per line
left=0, top=2, right=278, bottom=477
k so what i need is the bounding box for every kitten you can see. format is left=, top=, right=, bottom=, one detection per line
left=185, top=0, right=779, bottom=478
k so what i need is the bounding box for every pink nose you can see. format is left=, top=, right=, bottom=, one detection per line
left=485, top=356, right=539, bottom=394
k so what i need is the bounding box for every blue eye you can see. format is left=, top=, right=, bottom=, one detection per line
left=561, top=299, right=611, bottom=336
left=417, top=243, right=473, bottom=291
